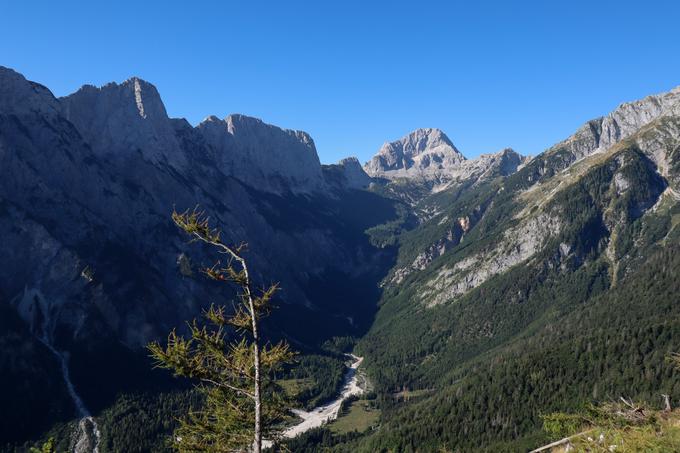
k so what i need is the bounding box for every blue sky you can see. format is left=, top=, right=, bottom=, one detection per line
left=2, top=1, right=679, bottom=163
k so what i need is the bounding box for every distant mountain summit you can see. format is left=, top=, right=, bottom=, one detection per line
left=364, top=127, right=525, bottom=192
left=364, top=128, right=465, bottom=178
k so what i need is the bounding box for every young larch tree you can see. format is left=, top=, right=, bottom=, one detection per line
left=149, top=208, right=295, bottom=453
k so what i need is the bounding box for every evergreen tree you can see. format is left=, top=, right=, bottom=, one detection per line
left=149, top=208, right=295, bottom=453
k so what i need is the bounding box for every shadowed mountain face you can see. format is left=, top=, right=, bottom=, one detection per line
left=0, top=67, right=398, bottom=445
left=0, top=66, right=389, bottom=347
left=3, top=65, right=680, bottom=452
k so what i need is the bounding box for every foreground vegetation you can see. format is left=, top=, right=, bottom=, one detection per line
left=537, top=354, right=680, bottom=452
left=541, top=401, right=680, bottom=452
left=149, top=209, right=295, bottom=452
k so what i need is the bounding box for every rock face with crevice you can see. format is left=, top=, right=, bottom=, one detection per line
left=62, top=77, right=186, bottom=168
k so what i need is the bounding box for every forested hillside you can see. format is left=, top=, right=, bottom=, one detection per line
left=288, top=90, right=680, bottom=451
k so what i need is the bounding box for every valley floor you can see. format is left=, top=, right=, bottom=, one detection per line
left=283, top=355, right=365, bottom=438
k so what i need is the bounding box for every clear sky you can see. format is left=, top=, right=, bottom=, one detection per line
left=2, top=1, right=679, bottom=163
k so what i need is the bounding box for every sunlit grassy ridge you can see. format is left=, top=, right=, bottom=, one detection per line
left=540, top=403, right=680, bottom=452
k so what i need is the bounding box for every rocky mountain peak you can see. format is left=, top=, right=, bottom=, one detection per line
left=65, top=76, right=168, bottom=123
left=322, top=156, right=372, bottom=190
left=493, top=148, right=528, bottom=172
left=196, top=114, right=235, bottom=150
left=60, top=76, right=185, bottom=166
left=392, top=127, right=458, bottom=154
left=339, top=156, right=362, bottom=166
left=407, top=127, right=458, bottom=150
left=364, top=128, right=465, bottom=178
left=466, top=147, right=526, bottom=179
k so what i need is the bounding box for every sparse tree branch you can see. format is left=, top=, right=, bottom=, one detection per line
left=199, top=378, right=255, bottom=400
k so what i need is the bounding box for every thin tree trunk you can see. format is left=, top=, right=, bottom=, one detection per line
left=252, top=334, right=261, bottom=453
left=188, top=229, right=263, bottom=452
left=240, top=258, right=261, bottom=453
left=662, top=394, right=672, bottom=412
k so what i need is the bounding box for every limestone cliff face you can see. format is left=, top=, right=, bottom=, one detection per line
left=61, top=77, right=327, bottom=194
left=197, top=114, right=325, bottom=193
left=61, top=77, right=187, bottom=168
